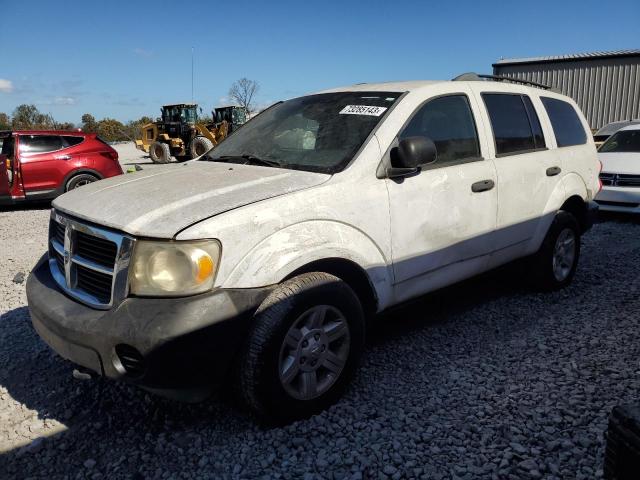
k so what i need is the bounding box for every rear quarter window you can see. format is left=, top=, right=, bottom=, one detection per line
left=62, top=136, right=85, bottom=147
left=541, top=97, right=587, bottom=147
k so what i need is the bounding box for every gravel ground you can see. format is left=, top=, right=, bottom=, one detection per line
left=1, top=153, right=640, bottom=478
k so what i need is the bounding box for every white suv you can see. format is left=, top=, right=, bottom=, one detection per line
left=27, top=77, right=599, bottom=420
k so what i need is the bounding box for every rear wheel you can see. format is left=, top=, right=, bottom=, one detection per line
left=189, top=136, right=214, bottom=158
left=529, top=211, right=581, bottom=290
left=65, top=173, right=98, bottom=192
left=236, top=272, right=365, bottom=422
left=149, top=141, right=171, bottom=163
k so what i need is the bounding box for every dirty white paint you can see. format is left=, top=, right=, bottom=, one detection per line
left=56, top=80, right=599, bottom=312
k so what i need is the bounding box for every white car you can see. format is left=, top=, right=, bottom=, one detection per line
left=596, top=124, right=640, bottom=213
left=27, top=77, right=599, bottom=420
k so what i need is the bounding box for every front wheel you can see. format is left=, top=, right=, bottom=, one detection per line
left=189, top=136, right=214, bottom=158
left=529, top=211, right=581, bottom=291
left=149, top=141, right=171, bottom=163
left=236, top=272, right=365, bottom=422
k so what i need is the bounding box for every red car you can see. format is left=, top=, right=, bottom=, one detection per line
left=0, top=130, right=123, bottom=205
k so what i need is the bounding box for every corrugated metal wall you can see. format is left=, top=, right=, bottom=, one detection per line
left=494, top=56, right=640, bottom=129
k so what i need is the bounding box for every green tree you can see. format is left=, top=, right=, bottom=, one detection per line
left=11, top=104, right=55, bottom=129
left=96, top=118, right=127, bottom=142
left=81, top=113, right=98, bottom=133
left=124, top=116, right=154, bottom=141
left=55, top=121, right=76, bottom=131
left=0, top=112, right=10, bottom=130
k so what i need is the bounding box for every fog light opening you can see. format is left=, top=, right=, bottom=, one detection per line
left=114, top=344, right=147, bottom=379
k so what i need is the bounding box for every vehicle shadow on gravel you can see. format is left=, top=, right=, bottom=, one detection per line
left=0, top=201, right=51, bottom=213
left=0, top=306, right=255, bottom=461
left=0, top=266, right=528, bottom=454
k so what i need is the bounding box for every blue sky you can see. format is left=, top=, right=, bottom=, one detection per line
left=1, top=0, right=638, bottom=124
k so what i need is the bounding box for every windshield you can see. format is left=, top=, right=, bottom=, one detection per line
left=163, top=106, right=197, bottom=123
left=600, top=129, right=640, bottom=153
left=202, top=92, right=400, bottom=173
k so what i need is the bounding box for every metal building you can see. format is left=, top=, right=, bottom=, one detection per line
left=493, top=50, right=640, bottom=130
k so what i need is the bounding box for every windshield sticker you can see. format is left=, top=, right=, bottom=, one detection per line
left=339, top=105, right=388, bottom=116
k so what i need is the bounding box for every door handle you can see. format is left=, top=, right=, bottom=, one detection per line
left=471, top=179, right=495, bottom=193
left=546, top=166, right=561, bottom=176
left=55, top=155, right=71, bottom=160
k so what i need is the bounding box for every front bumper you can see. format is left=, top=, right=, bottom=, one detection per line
left=26, top=255, right=272, bottom=400
left=595, top=187, right=640, bottom=213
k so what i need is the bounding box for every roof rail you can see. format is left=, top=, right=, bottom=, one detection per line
left=452, top=72, right=553, bottom=90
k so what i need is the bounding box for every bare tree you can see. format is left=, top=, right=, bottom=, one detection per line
left=228, top=78, right=259, bottom=114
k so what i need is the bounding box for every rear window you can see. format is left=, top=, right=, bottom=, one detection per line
left=20, top=135, right=64, bottom=153
left=62, top=136, right=84, bottom=147
left=482, top=93, right=542, bottom=156
left=541, top=97, right=587, bottom=147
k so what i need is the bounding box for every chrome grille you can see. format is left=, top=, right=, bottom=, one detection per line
left=48, top=211, right=134, bottom=309
left=618, top=174, right=640, bottom=188
left=600, top=172, right=640, bottom=188
left=600, top=172, right=615, bottom=186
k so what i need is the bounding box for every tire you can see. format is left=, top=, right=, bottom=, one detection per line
left=189, top=136, right=214, bottom=158
left=65, top=173, right=98, bottom=192
left=149, top=141, right=171, bottom=163
left=237, top=272, right=365, bottom=422
left=529, top=210, right=581, bottom=291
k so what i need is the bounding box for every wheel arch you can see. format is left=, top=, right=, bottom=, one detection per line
left=285, top=257, right=379, bottom=319
left=220, top=220, right=393, bottom=312
left=60, top=168, right=103, bottom=194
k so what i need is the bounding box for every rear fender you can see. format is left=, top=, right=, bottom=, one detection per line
left=222, top=221, right=393, bottom=310
left=530, top=173, right=587, bottom=251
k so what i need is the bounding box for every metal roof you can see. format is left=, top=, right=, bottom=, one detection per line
left=493, top=49, right=640, bottom=67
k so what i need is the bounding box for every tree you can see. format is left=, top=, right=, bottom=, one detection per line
left=96, top=118, right=127, bottom=142
left=81, top=113, right=98, bottom=133
left=55, top=121, right=76, bottom=131
left=11, top=104, right=55, bottom=129
left=228, top=78, right=259, bottom=114
left=0, top=112, right=10, bottom=130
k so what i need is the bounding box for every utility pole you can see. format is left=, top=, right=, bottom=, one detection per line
left=191, top=46, right=194, bottom=102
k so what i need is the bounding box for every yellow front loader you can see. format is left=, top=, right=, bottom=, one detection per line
left=135, top=104, right=247, bottom=163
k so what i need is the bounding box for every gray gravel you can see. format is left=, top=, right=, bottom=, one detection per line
left=1, top=167, right=640, bottom=478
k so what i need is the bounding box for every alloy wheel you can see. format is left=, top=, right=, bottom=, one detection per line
left=278, top=305, right=350, bottom=401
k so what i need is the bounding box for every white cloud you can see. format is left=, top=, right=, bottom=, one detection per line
left=0, top=79, right=14, bottom=93
left=54, top=96, right=76, bottom=105
left=133, top=47, right=153, bottom=57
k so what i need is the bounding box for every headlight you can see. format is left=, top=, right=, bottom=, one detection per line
left=129, top=240, right=221, bottom=296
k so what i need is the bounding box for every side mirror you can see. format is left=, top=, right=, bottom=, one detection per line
left=387, top=136, right=437, bottom=178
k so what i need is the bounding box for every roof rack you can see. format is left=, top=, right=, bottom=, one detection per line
left=452, top=72, right=553, bottom=90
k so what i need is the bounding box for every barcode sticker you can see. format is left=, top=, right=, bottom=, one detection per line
left=339, top=105, right=387, bottom=116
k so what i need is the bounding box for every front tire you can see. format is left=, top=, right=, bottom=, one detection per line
left=237, top=272, right=365, bottom=422
left=189, top=136, right=214, bottom=158
left=149, top=141, right=171, bottom=163
left=530, top=211, right=581, bottom=291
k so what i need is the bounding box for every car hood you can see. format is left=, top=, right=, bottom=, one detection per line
left=598, top=152, right=640, bottom=175
left=53, top=161, right=330, bottom=238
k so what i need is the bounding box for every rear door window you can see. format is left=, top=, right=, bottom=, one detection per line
left=522, top=96, right=546, bottom=149
left=540, top=97, right=587, bottom=147
left=20, top=135, right=64, bottom=154
left=482, top=93, right=539, bottom=156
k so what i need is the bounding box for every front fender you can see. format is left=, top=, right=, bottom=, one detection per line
left=221, top=220, right=393, bottom=309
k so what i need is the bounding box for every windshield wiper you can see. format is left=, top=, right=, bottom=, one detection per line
left=212, top=154, right=283, bottom=168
